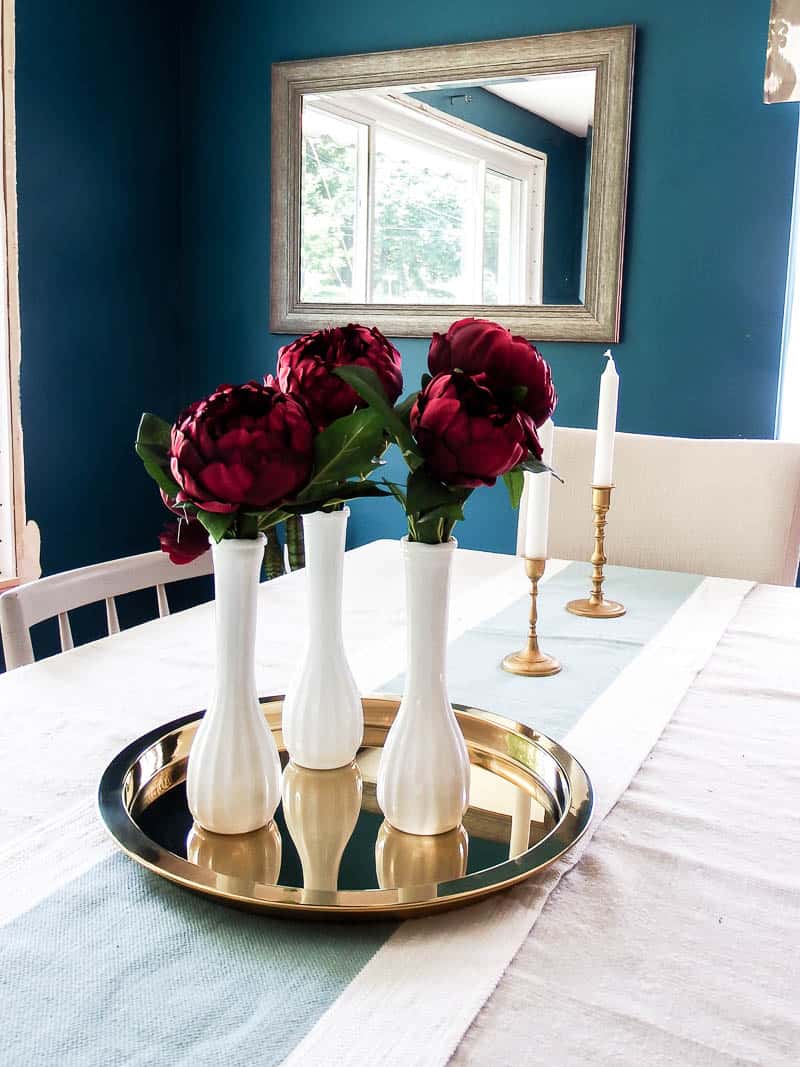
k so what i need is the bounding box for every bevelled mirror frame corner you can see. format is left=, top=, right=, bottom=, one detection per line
left=270, top=24, right=635, bottom=342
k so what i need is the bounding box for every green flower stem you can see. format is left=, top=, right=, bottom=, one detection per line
left=407, top=515, right=458, bottom=545
left=236, top=512, right=261, bottom=540
left=263, top=526, right=286, bottom=581
left=286, top=513, right=306, bottom=571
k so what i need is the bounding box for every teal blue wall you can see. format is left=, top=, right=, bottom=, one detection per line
left=15, top=0, right=184, bottom=653
left=412, top=86, right=586, bottom=303
left=13, top=0, right=798, bottom=608
left=178, top=0, right=798, bottom=555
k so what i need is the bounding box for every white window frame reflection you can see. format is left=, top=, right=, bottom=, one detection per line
left=300, top=92, right=546, bottom=305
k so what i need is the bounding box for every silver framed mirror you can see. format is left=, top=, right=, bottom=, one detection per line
left=271, top=25, right=634, bottom=341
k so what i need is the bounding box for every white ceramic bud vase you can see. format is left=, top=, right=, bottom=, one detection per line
left=186, top=534, right=282, bottom=835
left=377, top=538, right=470, bottom=835
left=282, top=508, right=363, bottom=769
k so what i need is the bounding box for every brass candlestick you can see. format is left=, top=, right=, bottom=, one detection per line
left=502, top=558, right=561, bottom=677
left=566, top=485, right=625, bottom=618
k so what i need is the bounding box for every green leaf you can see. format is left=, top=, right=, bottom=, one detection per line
left=420, top=373, right=432, bottom=390
left=511, top=385, right=529, bottom=406
left=136, top=412, right=171, bottom=450
left=135, top=412, right=181, bottom=499
left=195, top=509, right=235, bottom=543
left=283, top=481, right=390, bottom=514
left=334, top=365, right=423, bottom=469
left=239, top=507, right=290, bottom=532
left=406, top=466, right=467, bottom=522
left=382, top=479, right=408, bottom=510
left=302, top=408, right=387, bottom=492
left=517, top=455, right=564, bottom=483
left=503, top=469, right=524, bottom=510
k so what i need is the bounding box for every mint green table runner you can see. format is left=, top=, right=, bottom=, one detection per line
left=0, top=562, right=748, bottom=1067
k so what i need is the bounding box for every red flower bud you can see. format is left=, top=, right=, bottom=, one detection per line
left=159, top=517, right=210, bottom=565
left=410, top=371, right=539, bottom=488
left=428, top=318, right=556, bottom=428
left=275, top=324, right=403, bottom=428
left=169, top=381, right=314, bottom=513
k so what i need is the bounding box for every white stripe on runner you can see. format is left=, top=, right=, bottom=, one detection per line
left=0, top=556, right=567, bottom=928
left=280, top=576, right=753, bottom=1067
left=0, top=798, right=113, bottom=926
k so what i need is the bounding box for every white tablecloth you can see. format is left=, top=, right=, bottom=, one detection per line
left=0, top=542, right=797, bottom=1064
left=454, top=582, right=800, bottom=1066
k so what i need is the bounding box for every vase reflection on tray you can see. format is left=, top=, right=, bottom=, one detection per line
left=281, top=761, right=362, bottom=892
left=99, top=695, right=593, bottom=918
left=375, top=822, right=469, bottom=891
left=186, top=820, right=282, bottom=885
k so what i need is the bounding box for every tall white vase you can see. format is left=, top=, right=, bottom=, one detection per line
left=282, top=508, right=363, bottom=769
left=377, top=538, right=470, bottom=836
left=186, top=534, right=281, bottom=835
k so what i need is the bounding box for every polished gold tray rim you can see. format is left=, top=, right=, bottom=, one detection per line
left=97, top=695, right=594, bottom=918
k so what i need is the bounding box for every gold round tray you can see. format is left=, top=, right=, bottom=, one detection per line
left=98, top=695, right=593, bottom=920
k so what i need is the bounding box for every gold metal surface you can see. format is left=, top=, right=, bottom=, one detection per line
left=97, top=696, right=593, bottom=920
left=502, top=557, right=562, bottom=676
left=566, top=485, right=626, bottom=618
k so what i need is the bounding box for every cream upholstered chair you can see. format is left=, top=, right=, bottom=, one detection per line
left=0, top=550, right=213, bottom=670
left=518, top=428, right=800, bottom=586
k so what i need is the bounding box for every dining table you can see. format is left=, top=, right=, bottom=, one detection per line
left=0, top=539, right=797, bottom=1066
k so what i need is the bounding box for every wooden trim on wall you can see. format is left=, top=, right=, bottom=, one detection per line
left=270, top=25, right=635, bottom=341
left=1, top=0, right=37, bottom=580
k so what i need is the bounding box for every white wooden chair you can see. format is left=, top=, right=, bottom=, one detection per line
left=0, top=550, right=214, bottom=670
left=518, top=428, right=800, bottom=586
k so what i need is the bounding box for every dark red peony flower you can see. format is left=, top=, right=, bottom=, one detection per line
left=428, top=318, right=556, bottom=428
left=159, top=517, right=210, bottom=565
left=169, top=381, right=314, bottom=513
left=273, top=324, right=403, bottom=428
left=410, top=371, right=540, bottom=489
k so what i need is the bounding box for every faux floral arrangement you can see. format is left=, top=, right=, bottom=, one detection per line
left=335, top=317, right=557, bottom=543
left=137, top=325, right=403, bottom=559
left=135, top=316, right=558, bottom=838
left=142, top=317, right=555, bottom=559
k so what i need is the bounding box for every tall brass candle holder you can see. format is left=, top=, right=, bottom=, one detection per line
left=502, top=558, right=561, bottom=677
left=566, top=485, right=625, bottom=618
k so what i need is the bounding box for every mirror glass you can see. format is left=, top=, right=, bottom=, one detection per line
left=300, top=71, right=596, bottom=308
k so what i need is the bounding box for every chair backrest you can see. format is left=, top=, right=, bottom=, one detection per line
left=0, top=549, right=214, bottom=670
left=518, top=428, right=800, bottom=586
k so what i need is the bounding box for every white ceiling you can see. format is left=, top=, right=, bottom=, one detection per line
left=485, top=71, right=596, bottom=138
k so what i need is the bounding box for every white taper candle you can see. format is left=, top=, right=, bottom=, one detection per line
left=523, top=418, right=554, bottom=559
left=592, top=351, right=619, bottom=486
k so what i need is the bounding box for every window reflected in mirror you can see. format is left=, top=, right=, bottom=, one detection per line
left=300, top=71, right=595, bottom=309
